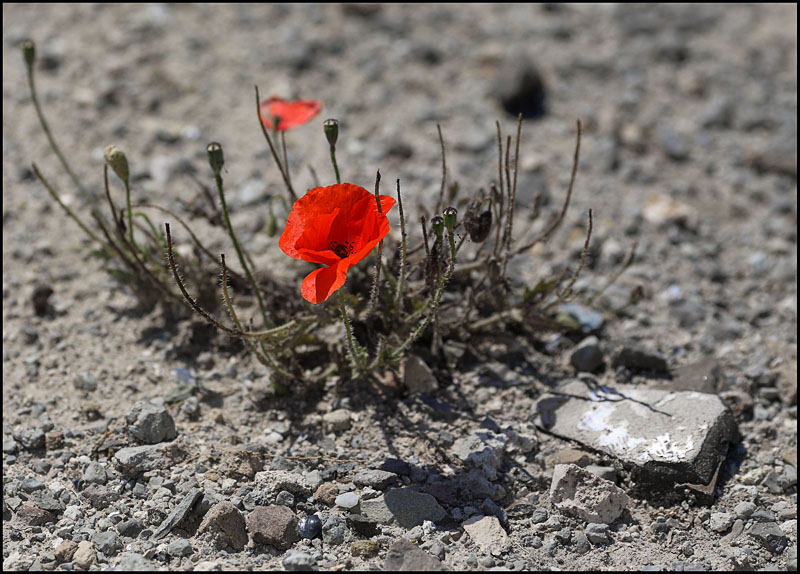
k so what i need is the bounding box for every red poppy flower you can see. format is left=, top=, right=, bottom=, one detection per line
left=259, top=97, right=321, bottom=131
left=279, top=183, right=396, bottom=304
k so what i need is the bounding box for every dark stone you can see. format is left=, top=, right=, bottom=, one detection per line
left=493, top=53, right=546, bottom=119
left=298, top=515, right=322, bottom=539
left=151, top=488, right=203, bottom=541
left=32, top=284, right=54, bottom=317
left=748, top=523, right=789, bottom=554
left=384, top=538, right=446, bottom=571
left=611, top=344, right=669, bottom=373
left=346, top=513, right=380, bottom=537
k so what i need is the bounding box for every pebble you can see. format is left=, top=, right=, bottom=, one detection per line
left=72, top=541, right=95, bottom=570
left=282, top=550, right=317, bottom=571
left=91, top=530, right=121, bottom=556
left=116, top=552, right=156, bottom=570
left=347, top=513, right=380, bottom=537
left=81, top=484, right=119, bottom=509
left=335, top=491, right=360, bottom=509
left=83, top=462, right=107, bottom=485
left=708, top=512, right=735, bottom=533
left=550, top=464, right=629, bottom=524
left=570, top=336, right=604, bottom=372
left=404, top=354, right=439, bottom=394
left=19, top=478, right=45, bottom=493
left=322, top=514, right=347, bottom=545
left=463, top=515, right=510, bottom=556
left=585, top=523, right=611, bottom=545
left=249, top=505, right=299, bottom=549
left=14, top=504, right=54, bottom=527
left=313, top=482, right=339, bottom=506
left=384, top=538, right=446, bottom=571
left=350, top=469, right=399, bottom=490
left=298, top=515, right=322, bottom=539
left=125, top=401, right=178, bottom=444
left=747, top=522, right=789, bottom=554
left=197, top=501, right=248, bottom=551
left=530, top=508, right=548, bottom=524
left=611, top=343, right=669, bottom=373
left=323, top=409, right=352, bottom=432
left=220, top=448, right=263, bottom=480
left=351, top=539, right=380, bottom=557
left=384, top=488, right=447, bottom=528
left=54, top=540, right=78, bottom=563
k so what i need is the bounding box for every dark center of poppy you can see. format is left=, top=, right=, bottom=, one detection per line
left=330, top=239, right=354, bottom=259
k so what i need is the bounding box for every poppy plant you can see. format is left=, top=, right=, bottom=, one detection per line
left=279, top=183, right=396, bottom=304
left=259, top=97, right=321, bottom=131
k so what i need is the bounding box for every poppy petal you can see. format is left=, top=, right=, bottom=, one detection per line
left=260, top=97, right=321, bottom=131
left=300, top=259, right=350, bottom=304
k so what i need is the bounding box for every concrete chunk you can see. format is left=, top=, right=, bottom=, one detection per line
left=533, top=380, right=737, bottom=501
left=550, top=464, right=629, bottom=524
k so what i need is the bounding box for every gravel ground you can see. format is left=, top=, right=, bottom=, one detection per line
left=3, top=4, right=797, bottom=571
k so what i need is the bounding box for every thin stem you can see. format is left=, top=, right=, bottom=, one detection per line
left=25, top=52, right=94, bottom=202
left=254, top=85, right=297, bottom=202
left=124, top=179, right=134, bottom=245
left=338, top=290, right=365, bottom=375
left=502, top=114, right=523, bottom=276
left=367, top=170, right=384, bottom=315
left=329, top=142, right=341, bottom=185
left=213, top=169, right=272, bottom=328
left=394, top=179, right=407, bottom=310
left=435, top=124, right=447, bottom=214
left=32, top=164, right=105, bottom=246
left=280, top=131, right=293, bottom=190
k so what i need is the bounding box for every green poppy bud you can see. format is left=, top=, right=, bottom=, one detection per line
left=443, top=206, right=457, bottom=234
left=22, top=39, right=35, bottom=70
left=324, top=119, right=339, bottom=147
left=431, top=215, right=444, bottom=240
left=207, top=142, right=224, bottom=176
left=104, top=145, right=129, bottom=183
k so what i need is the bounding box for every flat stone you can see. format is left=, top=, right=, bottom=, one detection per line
left=323, top=409, right=351, bottom=432
left=282, top=550, right=317, bottom=571
left=248, top=505, right=299, bottom=549
left=533, top=380, right=738, bottom=501
left=463, top=515, right=510, bottom=556
left=748, top=522, right=789, bottom=554
left=350, top=469, right=398, bottom=490
left=151, top=488, right=203, bottom=541
left=667, top=358, right=722, bottom=393
left=335, top=492, right=360, bottom=510
left=14, top=504, right=54, bottom=527
left=114, top=440, right=187, bottom=476
left=361, top=495, right=395, bottom=525
left=197, top=501, right=248, bottom=551
left=550, top=464, right=629, bottom=524
left=384, top=538, right=446, bottom=571
left=384, top=488, right=447, bottom=528
left=611, top=344, right=669, bottom=373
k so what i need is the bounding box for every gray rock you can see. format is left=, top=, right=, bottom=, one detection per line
left=275, top=490, right=295, bottom=508
left=668, top=359, right=721, bottom=394
left=574, top=532, right=591, bottom=554
left=125, top=401, right=177, bottom=444
left=450, top=432, right=505, bottom=480
left=350, top=469, right=399, bottom=490
left=197, top=501, right=248, bottom=551
left=346, top=513, right=380, bottom=537
left=73, top=371, right=98, bottom=391
left=550, top=464, right=629, bottom=524
left=151, top=488, right=202, bottom=541
left=570, top=336, right=604, bottom=372
left=404, top=354, right=439, bottom=394
left=81, top=484, right=119, bottom=509
left=14, top=428, right=45, bottom=450
left=611, top=345, right=669, bottom=373
left=533, top=380, right=738, bottom=501
left=91, top=530, right=121, bottom=556
left=20, top=478, right=45, bottom=493
left=113, top=552, right=156, bottom=571
left=83, top=462, right=107, bottom=485
left=531, top=508, right=548, bottom=524
left=384, top=538, right=446, bottom=571
left=385, top=488, right=447, bottom=528
left=114, top=440, right=187, bottom=476
left=585, top=523, right=611, bottom=545
left=747, top=522, right=789, bottom=554
left=322, top=409, right=351, bottom=432
left=282, top=550, right=317, bottom=571
left=248, top=505, right=299, bottom=549
left=322, top=514, right=347, bottom=545
left=116, top=518, right=144, bottom=538
left=708, top=512, right=734, bottom=533
left=658, top=127, right=690, bottom=161
left=360, top=495, right=395, bottom=525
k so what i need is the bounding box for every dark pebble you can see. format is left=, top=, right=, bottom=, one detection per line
left=298, top=515, right=322, bottom=539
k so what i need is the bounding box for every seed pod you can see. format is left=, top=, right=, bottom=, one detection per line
left=22, top=40, right=35, bottom=69
left=443, top=207, right=457, bottom=234
left=430, top=215, right=444, bottom=240
left=207, top=142, right=224, bottom=176
left=324, top=119, right=339, bottom=147
left=104, top=145, right=129, bottom=183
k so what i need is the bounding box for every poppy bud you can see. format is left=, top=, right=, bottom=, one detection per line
left=22, top=39, right=35, bottom=69
left=431, top=215, right=444, bottom=240
left=443, top=207, right=457, bottom=234
left=324, top=119, right=339, bottom=147
left=104, top=145, right=129, bottom=183
left=207, top=142, right=224, bottom=176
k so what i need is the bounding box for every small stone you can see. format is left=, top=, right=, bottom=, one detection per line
left=550, top=464, right=629, bottom=524
left=282, top=550, right=316, bottom=571
left=116, top=518, right=144, bottom=538
left=298, top=515, right=322, bottom=539
left=384, top=538, right=445, bottom=571
left=658, top=128, right=690, bottom=161
left=463, top=514, right=510, bottom=556
left=611, top=344, right=669, bottom=373
left=83, top=461, right=107, bottom=485
left=313, top=482, right=338, bottom=506
left=91, top=530, right=121, bottom=556
left=115, top=553, right=155, bottom=571
left=335, top=492, right=360, bottom=510
left=82, top=484, right=119, bottom=509
left=323, top=409, right=351, bottom=432
left=574, top=532, right=591, bottom=554
left=197, top=501, right=248, bottom=551
left=555, top=526, right=573, bottom=544
left=168, top=538, right=193, bottom=557
left=45, top=430, right=64, bottom=451
left=734, top=501, right=756, bottom=519
left=350, top=469, right=398, bottom=490
left=748, top=522, right=789, bottom=554
left=361, top=495, right=395, bottom=525
left=248, top=505, right=299, bottom=550
left=347, top=513, right=380, bottom=537
left=570, top=336, right=604, bottom=372
left=492, top=52, right=546, bottom=119
left=125, top=401, right=177, bottom=444
left=351, top=539, right=380, bottom=557
left=384, top=488, right=447, bottom=528
left=709, top=512, right=734, bottom=533
left=72, top=541, right=95, bottom=570
left=54, top=540, right=79, bottom=563
left=531, top=508, right=548, bottom=524
left=275, top=490, right=295, bottom=508
left=322, top=514, right=347, bottom=545
left=220, top=448, right=263, bottom=480
left=585, top=523, right=611, bottom=545
left=73, top=371, right=98, bottom=391
left=114, top=441, right=187, bottom=476
left=14, top=504, right=54, bottom=526
left=20, top=478, right=45, bottom=493
left=14, top=428, right=45, bottom=450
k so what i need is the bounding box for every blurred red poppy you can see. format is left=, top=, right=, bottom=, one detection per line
left=260, top=97, right=321, bottom=131
left=279, top=183, right=396, bottom=304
